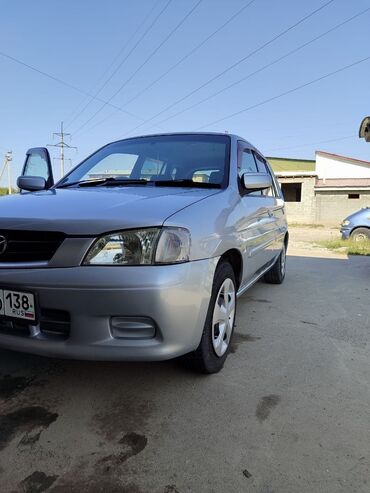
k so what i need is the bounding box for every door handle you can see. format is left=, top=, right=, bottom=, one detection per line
left=268, top=210, right=273, bottom=217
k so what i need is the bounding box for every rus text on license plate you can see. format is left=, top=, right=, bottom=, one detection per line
left=0, top=289, right=36, bottom=322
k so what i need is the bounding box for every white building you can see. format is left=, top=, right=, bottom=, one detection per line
left=269, top=151, right=370, bottom=225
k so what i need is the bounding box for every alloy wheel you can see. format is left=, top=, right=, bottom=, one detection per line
left=212, top=278, right=236, bottom=357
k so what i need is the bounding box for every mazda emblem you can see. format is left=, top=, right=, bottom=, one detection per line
left=0, top=235, right=8, bottom=256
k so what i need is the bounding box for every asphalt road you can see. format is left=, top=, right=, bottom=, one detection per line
left=0, top=247, right=369, bottom=492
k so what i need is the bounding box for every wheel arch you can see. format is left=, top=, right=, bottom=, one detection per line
left=350, top=225, right=370, bottom=235
left=349, top=225, right=370, bottom=236
left=218, top=249, right=243, bottom=290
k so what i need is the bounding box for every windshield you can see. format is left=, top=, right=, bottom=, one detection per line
left=57, top=134, right=230, bottom=187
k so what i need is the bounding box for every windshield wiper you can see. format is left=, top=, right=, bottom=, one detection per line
left=153, top=179, right=221, bottom=189
left=57, top=177, right=148, bottom=188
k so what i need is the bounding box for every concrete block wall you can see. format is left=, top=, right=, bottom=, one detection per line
left=315, top=191, right=370, bottom=225
left=278, top=177, right=316, bottom=224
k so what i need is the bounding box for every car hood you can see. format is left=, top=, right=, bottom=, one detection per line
left=345, top=207, right=370, bottom=223
left=0, top=186, right=220, bottom=235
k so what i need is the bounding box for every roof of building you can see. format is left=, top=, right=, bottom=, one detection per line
left=275, top=171, right=317, bottom=178
left=267, top=156, right=316, bottom=172
left=316, top=151, right=370, bottom=167
left=316, top=178, right=370, bottom=188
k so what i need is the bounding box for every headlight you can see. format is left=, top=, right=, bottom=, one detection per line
left=83, top=227, right=190, bottom=265
left=341, top=219, right=350, bottom=227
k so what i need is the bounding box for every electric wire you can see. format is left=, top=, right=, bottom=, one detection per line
left=75, top=0, right=256, bottom=136
left=148, top=6, right=370, bottom=129
left=194, top=55, right=370, bottom=130
left=119, top=0, right=336, bottom=137
left=65, top=0, right=167, bottom=128
left=75, top=0, right=258, bottom=137
left=116, top=0, right=258, bottom=110
left=266, top=135, right=357, bottom=153
left=0, top=50, right=163, bottom=129
left=72, top=0, right=204, bottom=136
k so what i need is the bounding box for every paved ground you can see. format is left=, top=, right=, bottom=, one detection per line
left=0, top=232, right=369, bottom=492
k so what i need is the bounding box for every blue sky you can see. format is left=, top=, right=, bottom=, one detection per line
left=1, top=0, right=369, bottom=185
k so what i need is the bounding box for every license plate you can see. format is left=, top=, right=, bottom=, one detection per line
left=0, top=289, right=36, bottom=322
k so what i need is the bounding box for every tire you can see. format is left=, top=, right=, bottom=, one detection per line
left=350, top=228, right=370, bottom=242
left=264, top=243, right=286, bottom=284
left=183, top=261, right=237, bottom=374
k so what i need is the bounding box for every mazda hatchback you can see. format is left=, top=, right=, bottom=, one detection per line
left=0, top=133, right=288, bottom=373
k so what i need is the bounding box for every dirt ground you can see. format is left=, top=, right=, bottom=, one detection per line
left=0, top=227, right=369, bottom=493
left=288, top=225, right=341, bottom=257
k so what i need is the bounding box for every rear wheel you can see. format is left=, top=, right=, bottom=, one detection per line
left=350, top=228, right=370, bottom=242
left=183, top=261, right=236, bottom=374
left=264, top=244, right=286, bottom=284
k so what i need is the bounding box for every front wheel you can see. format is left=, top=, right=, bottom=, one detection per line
left=183, top=261, right=236, bottom=374
left=350, top=228, right=370, bottom=242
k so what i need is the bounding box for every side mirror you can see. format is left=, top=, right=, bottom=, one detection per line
left=242, top=172, right=272, bottom=192
left=17, top=176, right=47, bottom=192
left=359, top=116, right=370, bottom=142
left=20, top=147, right=54, bottom=190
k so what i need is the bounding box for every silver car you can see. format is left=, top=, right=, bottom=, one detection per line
left=0, top=133, right=288, bottom=373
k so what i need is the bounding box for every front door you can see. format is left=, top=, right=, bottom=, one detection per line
left=236, top=144, right=285, bottom=289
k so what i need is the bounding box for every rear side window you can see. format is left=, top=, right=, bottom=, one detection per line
left=253, top=152, right=281, bottom=198
left=253, top=152, right=268, bottom=173
left=238, top=149, right=258, bottom=177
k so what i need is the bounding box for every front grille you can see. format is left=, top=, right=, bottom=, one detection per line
left=0, top=309, right=70, bottom=340
left=0, top=230, right=65, bottom=263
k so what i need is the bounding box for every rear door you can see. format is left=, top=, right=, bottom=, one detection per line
left=253, top=151, right=285, bottom=260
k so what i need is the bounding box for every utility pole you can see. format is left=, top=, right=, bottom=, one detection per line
left=1, top=151, right=12, bottom=194
left=47, top=122, right=77, bottom=177
left=6, top=151, right=12, bottom=194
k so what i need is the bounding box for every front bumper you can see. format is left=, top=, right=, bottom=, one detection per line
left=340, top=227, right=351, bottom=240
left=0, top=259, right=218, bottom=361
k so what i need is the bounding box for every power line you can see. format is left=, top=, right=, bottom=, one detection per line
left=111, top=0, right=258, bottom=111
left=0, top=50, right=164, bottom=129
left=72, top=0, right=204, bottom=136
left=73, top=0, right=258, bottom=138
left=266, top=135, right=356, bottom=153
left=66, top=0, right=167, bottom=129
left=195, top=55, right=370, bottom=130
left=149, top=6, right=370, bottom=128
left=120, top=0, right=336, bottom=137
